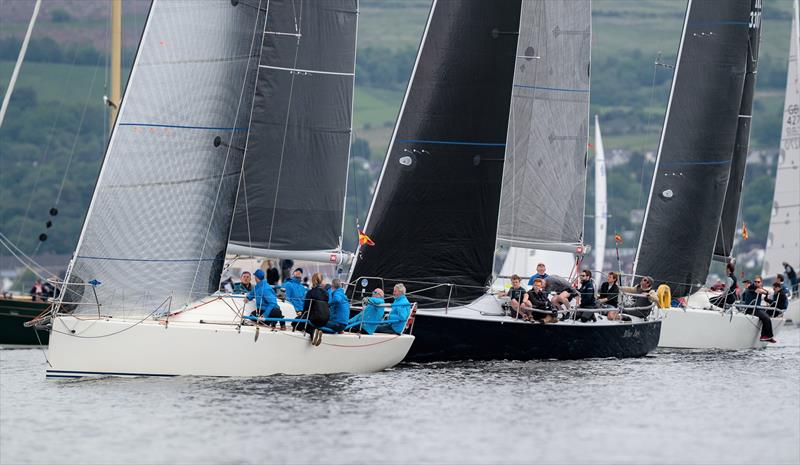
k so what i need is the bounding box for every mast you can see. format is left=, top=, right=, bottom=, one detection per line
left=763, top=0, right=800, bottom=276
left=108, top=0, right=122, bottom=130
left=594, top=115, right=607, bottom=272
left=634, top=0, right=755, bottom=297
left=349, top=0, right=522, bottom=305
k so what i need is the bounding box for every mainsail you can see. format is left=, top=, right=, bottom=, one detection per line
left=495, top=0, right=590, bottom=255
left=349, top=0, right=522, bottom=305
left=634, top=0, right=757, bottom=297
left=763, top=0, right=800, bottom=276
left=228, top=0, right=357, bottom=257
left=61, top=0, right=266, bottom=315
left=594, top=115, right=607, bottom=272
left=713, top=0, right=762, bottom=261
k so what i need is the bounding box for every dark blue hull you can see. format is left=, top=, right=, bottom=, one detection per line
left=406, top=314, right=662, bottom=362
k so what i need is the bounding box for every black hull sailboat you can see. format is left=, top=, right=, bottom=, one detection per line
left=350, top=0, right=661, bottom=362
left=407, top=313, right=661, bottom=362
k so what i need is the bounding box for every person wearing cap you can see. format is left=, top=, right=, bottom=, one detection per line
left=281, top=267, right=307, bottom=313
left=349, top=288, right=386, bottom=334
left=619, top=276, right=658, bottom=318
left=245, top=269, right=284, bottom=329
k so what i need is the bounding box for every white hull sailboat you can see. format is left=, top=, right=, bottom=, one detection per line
left=656, top=291, right=784, bottom=350
left=44, top=0, right=414, bottom=378
left=47, top=298, right=412, bottom=378
left=634, top=0, right=783, bottom=349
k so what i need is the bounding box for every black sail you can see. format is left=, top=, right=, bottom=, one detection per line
left=349, top=0, right=521, bottom=306
left=634, top=0, right=755, bottom=297
left=714, top=0, right=762, bottom=261
left=229, top=0, right=357, bottom=252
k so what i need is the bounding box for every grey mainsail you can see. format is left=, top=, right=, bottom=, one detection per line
left=495, top=0, right=591, bottom=256
left=713, top=0, right=762, bottom=261
left=634, top=0, right=757, bottom=297
left=228, top=0, right=358, bottom=254
left=62, top=0, right=266, bottom=316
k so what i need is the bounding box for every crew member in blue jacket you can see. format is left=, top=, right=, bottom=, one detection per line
left=325, top=278, right=350, bottom=332
left=245, top=269, right=285, bottom=329
left=281, top=267, right=307, bottom=313
left=375, top=283, right=411, bottom=335
left=348, top=288, right=386, bottom=334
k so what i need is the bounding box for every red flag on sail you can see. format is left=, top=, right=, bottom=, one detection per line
left=741, top=223, right=749, bottom=240
left=358, top=229, right=375, bottom=246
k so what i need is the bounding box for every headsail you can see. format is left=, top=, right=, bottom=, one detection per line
left=634, top=0, right=756, bottom=297
left=594, top=115, right=607, bottom=272
left=228, top=0, right=358, bottom=257
left=495, top=0, right=591, bottom=255
left=763, top=0, right=800, bottom=276
left=713, top=0, right=762, bottom=261
left=61, top=0, right=266, bottom=316
left=349, top=0, right=522, bottom=305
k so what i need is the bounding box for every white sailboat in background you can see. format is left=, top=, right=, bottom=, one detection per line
left=44, top=0, right=413, bottom=378
left=593, top=114, right=607, bottom=273
left=763, top=0, right=800, bottom=324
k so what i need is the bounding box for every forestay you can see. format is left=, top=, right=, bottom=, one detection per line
left=62, top=0, right=266, bottom=316
left=229, top=0, right=358, bottom=254
left=634, top=0, right=755, bottom=297
left=495, top=0, right=591, bottom=256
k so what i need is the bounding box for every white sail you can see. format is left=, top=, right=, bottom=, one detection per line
left=763, top=0, right=800, bottom=277
left=499, top=247, right=576, bottom=279
left=60, top=0, right=266, bottom=316
left=593, top=115, right=607, bottom=273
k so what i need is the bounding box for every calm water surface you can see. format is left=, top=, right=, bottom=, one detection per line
left=1, top=326, right=798, bottom=464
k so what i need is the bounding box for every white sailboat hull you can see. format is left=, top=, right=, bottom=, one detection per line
left=784, top=298, right=800, bottom=323
left=46, top=296, right=414, bottom=378
left=656, top=291, right=785, bottom=349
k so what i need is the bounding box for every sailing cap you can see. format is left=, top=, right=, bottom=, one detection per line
left=253, top=269, right=265, bottom=280
left=294, top=267, right=304, bottom=274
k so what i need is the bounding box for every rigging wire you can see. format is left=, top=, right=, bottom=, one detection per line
left=12, top=39, right=83, bottom=247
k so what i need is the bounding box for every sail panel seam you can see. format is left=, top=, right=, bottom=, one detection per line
left=397, top=139, right=505, bottom=147
left=258, top=64, right=354, bottom=76
left=513, top=84, right=589, bottom=93
left=119, top=123, right=247, bottom=131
